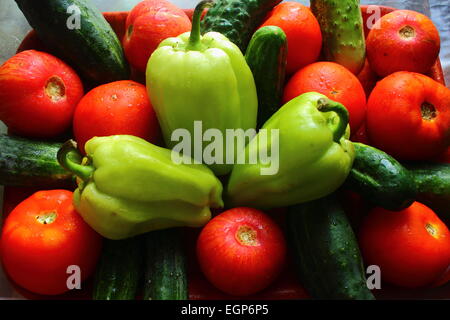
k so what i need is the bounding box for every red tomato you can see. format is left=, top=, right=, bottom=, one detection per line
left=0, top=190, right=102, bottom=295
left=196, top=207, right=286, bottom=296
left=73, top=80, right=160, bottom=153
left=366, top=10, right=440, bottom=77
left=0, top=50, right=83, bottom=138
left=260, top=2, right=322, bottom=75
left=366, top=71, right=450, bottom=160
left=359, top=202, right=450, bottom=288
left=123, top=0, right=191, bottom=73
left=283, top=62, right=367, bottom=132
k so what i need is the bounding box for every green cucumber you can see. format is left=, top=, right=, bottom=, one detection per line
left=287, top=194, right=375, bottom=300
left=344, top=142, right=416, bottom=211
left=92, top=237, right=144, bottom=300
left=15, top=0, right=129, bottom=85
left=143, top=228, right=188, bottom=300
left=201, top=0, right=282, bottom=52
left=245, top=26, right=287, bottom=128
left=407, top=162, right=450, bottom=222
left=311, top=0, right=366, bottom=74
left=0, top=134, right=74, bottom=187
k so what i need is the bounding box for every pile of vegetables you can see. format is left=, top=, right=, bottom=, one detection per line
left=0, top=0, right=449, bottom=300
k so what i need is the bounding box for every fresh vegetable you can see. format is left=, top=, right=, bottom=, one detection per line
left=407, top=162, right=450, bottom=223
left=310, top=0, right=366, bottom=74
left=366, top=10, right=440, bottom=77
left=245, top=26, right=287, bottom=129
left=57, top=135, right=224, bottom=240
left=356, top=59, right=379, bottom=98
left=287, top=194, right=374, bottom=300
left=359, top=202, right=450, bottom=288
left=197, top=207, right=286, bottom=296
left=0, top=134, right=73, bottom=188
left=0, top=50, right=83, bottom=138
left=93, top=237, right=144, bottom=300
left=146, top=0, right=258, bottom=176
left=259, top=2, right=322, bottom=75
left=200, top=0, right=282, bottom=52
left=283, top=61, right=367, bottom=132
left=73, top=80, right=160, bottom=154
left=143, top=228, right=188, bottom=300
left=123, top=0, right=191, bottom=73
left=366, top=71, right=450, bottom=160
left=0, top=190, right=102, bottom=295
left=14, top=0, right=129, bottom=85
left=227, top=92, right=354, bottom=209
left=344, top=142, right=416, bottom=211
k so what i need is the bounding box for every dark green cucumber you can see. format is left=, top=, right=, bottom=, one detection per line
left=407, top=162, right=450, bottom=222
left=245, top=26, right=287, bottom=128
left=143, top=228, right=187, bottom=300
left=311, top=0, right=365, bottom=74
left=201, top=0, right=282, bottom=52
left=287, top=194, right=374, bottom=300
left=0, top=134, right=74, bottom=187
left=93, top=237, right=144, bottom=300
left=344, top=142, right=416, bottom=211
left=15, top=0, right=129, bottom=85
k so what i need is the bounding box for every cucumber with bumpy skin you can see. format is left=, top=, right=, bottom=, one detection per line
left=201, top=0, right=283, bottom=53
left=311, top=0, right=366, bottom=74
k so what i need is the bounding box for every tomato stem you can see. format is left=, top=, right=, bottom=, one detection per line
left=36, top=211, right=57, bottom=225
left=235, top=225, right=259, bottom=246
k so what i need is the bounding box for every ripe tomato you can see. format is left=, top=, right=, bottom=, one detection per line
left=366, top=71, right=450, bottom=160
left=0, top=190, right=102, bottom=295
left=73, top=80, right=160, bottom=153
left=196, top=207, right=286, bottom=296
left=359, top=202, right=450, bottom=288
left=283, top=62, right=367, bottom=132
left=123, top=0, right=191, bottom=73
left=366, top=10, right=440, bottom=77
left=0, top=50, right=83, bottom=138
left=260, top=2, right=322, bottom=75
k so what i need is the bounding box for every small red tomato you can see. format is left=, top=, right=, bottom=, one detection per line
left=366, top=71, right=450, bottom=160
left=73, top=80, right=160, bottom=153
left=197, top=207, right=286, bottom=296
left=366, top=9, right=440, bottom=77
left=0, top=50, right=83, bottom=138
left=0, top=190, right=102, bottom=295
left=359, top=202, right=450, bottom=288
left=123, top=0, right=191, bottom=73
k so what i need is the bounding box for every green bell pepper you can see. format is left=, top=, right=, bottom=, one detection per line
left=57, top=135, right=223, bottom=240
left=226, top=92, right=355, bottom=209
left=146, top=0, right=258, bottom=176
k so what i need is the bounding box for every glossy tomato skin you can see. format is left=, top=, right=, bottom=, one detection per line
left=0, top=50, right=83, bottom=138
left=366, top=10, right=440, bottom=77
left=123, top=0, right=191, bottom=73
left=283, top=62, right=367, bottom=132
left=359, top=202, right=450, bottom=288
left=197, top=207, right=286, bottom=296
left=0, top=190, right=102, bottom=295
left=73, top=80, right=160, bottom=153
left=260, top=2, right=322, bottom=75
left=366, top=71, right=450, bottom=160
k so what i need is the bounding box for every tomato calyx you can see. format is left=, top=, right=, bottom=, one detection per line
left=421, top=101, right=437, bottom=121
left=45, top=76, right=66, bottom=102
left=425, top=223, right=438, bottom=238
left=235, top=225, right=259, bottom=246
left=35, top=211, right=57, bottom=225
left=399, top=25, right=415, bottom=39
left=127, top=24, right=133, bottom=39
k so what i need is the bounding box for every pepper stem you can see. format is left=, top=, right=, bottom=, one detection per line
left=317, top=98, right=349, bottom=143
left=186, top=0, right=214, bottom=51
left=57, top=140, right=94, bottom=182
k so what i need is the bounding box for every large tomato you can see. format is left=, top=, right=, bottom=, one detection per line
left=197, top=207, right=286, bottom=296
left=0, top=190, right=102, bottom=295
left=73, top=80, right=160, bottom=153
left=359, top=202, right=450, bottom=288
left=0, top=50, right=83, bottom=138
left=366, top=71, right=450, bottom=160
